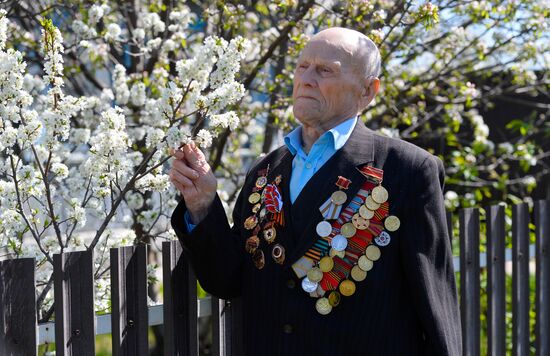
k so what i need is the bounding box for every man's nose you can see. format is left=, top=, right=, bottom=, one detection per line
left=299, top=66, right=317, bottom=87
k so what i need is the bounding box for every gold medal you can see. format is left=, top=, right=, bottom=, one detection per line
left=263, top=227, right=276, bottom=243
left=315, top=297, right=332, bottom=315
left=319, top=256, right=334, bottom=272
left=248, top=192, right=261, bottom=204
left=329, top=248, right=346, bottom=258
left=384, top=215, right=401, bottom=231
left=351, top=265, right=367, bottom=282
left=331, top=190, right=347, bottom=205
left=307, top=267, right=323, bottom=283
left=365, top=244, right=381, bottom=261
left=245, top=235, right=260, bottom=253
left=352, top=213, right=369, bottom=230
left=328, top=291, right=341, bottom=307
left=339, top=279, right=356, bottom=297
left=364, top=195, right=380, bottom=211
left=244, top=215, right=258, bottom=230
left=340, top=222, right=356, bottom=238
left=358, top=255, right=374, bottom=271
left=371, top=185, right=388, bottom=204
left=359, top=205, right=375, bottom=219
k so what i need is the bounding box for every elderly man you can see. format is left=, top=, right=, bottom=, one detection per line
left=169, top=27, right=461, bottom=355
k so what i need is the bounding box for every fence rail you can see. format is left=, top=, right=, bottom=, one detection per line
left=0, top=200, right=548, bottom=355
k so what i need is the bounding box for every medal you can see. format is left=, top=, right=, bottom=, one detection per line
left=331, top=190, right=347, bottom=205
left=315, top=297, right=332, bottom=315
left=384, top=215, right=400, bottom=231
left=351, top=265, right=367, bottom=282
left=244, top=215, right=258, bottom=230
left=359, top=205, right=375, bottom=219
left=331, top=234, right=348, bottom=251
left=245, top=235, right=260, bottom=254
left=358, top=255, right=374, bottom=271
left=248, top=192, right=261, bottom=204
left=339, top=279, right=356, bottom=297
left=364, top=195, right=380, bottom=211
left=302, top=277, right=318, bottom=293
left=329, top=248, right=346, bottom=258
left=319, top=256, right=334, bottom=272
left=307, top=267, right=323, bottom=283
left=263, top=226, right=276, bottom=243
left=252, top=249, right=265, bottom=269
left=272, top=244, right=285, bottom=264
left=316, top=221, right=332, bottom=237
left=340, top=222, right=356, bottom=238
left=255, top=176, right=267, bottom=189
left=328, top=291, right=341, bottom=307
left=352, top=213, right=369, bottom=230
left=375, top=231, right=391, bottom=246
left=365, top=244, right=381, bottom=261
left=371, top=185, right=388, bottom=204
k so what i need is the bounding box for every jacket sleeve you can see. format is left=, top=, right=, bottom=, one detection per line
left=171, top=190, right=246, bottom=299
left=399, top=154, right=462, bottom=355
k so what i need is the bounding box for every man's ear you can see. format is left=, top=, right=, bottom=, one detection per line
left=361, top=76, right=380, bottom=108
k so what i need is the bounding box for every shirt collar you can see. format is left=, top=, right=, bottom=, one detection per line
left=284, top=116, right=358, bottom=155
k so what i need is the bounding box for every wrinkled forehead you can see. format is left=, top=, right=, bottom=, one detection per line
left=297, top=39, right=356, bottom=67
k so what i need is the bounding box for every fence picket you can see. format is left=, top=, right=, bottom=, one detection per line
left=162, top=241, right=198, bottom=355
left=54, top=250, right=95, bottom=356
left=486, top=205, right=506, bottom=356
left=512, top=203, right=530, bottom=356
left=460, top=208, right=480, bottom=356
left=110, top=245, right=149, bottom=355
left=0, top=258, right=37, bottom=356
left=535, top=200, right=549, bottom=356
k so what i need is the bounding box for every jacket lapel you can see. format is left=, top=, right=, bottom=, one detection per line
left=285, top=121, right=377, bottom=267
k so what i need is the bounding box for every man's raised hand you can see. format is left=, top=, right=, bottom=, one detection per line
left=169, top=142, right=217, bottom=224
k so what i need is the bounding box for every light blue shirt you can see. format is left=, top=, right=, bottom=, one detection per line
left=284, top=116, right=357, bottom=203
left=184, top=116, right=357, bottom=230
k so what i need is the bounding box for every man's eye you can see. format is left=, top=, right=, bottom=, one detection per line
left=320, top=67, right=331, bottom=73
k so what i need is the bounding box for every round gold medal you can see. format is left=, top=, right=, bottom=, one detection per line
left=329, top=248, right=346, bottom=258
left=339, top=279, right=356, bottom=297
left=384, top=215, right=401, bottom=231
left=316, top=297, right=332, bottom=315
left=352, top=213, right=370, bottom=230
left=364, top=195, right=381, bottom=211
left=252, top=250, right=265, bottom=269
left=307, top=267, right=324, bottom=283
left=365, top=244, right=381, bottom=261
left=328, top=291, right=341, bottom=307
left=244, top=215, right=258, bottom=230
left=340, top=222, right=356, bottom=238
left=351, top=265, right=368, bottom=282
left=319, top=256, right=334, bottom=272
left=371, top=185, right=388, bottom=204
left=331, top=190, right=347, bottom=205
left=359, top=205, right=375, bottom=219
left=248, top=192, right=261, bottom=204
left=358, top=255, right=374, bottom=271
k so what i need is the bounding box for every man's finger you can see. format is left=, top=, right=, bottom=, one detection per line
left=169, top=168, right=195, bottom=188
left=182, top=143, right=208, bottom=170
left=172, top=159, right=200, bottom=179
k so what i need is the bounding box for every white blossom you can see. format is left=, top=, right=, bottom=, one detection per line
left=104, top=23, right=122, bottom=42
left=130, top=82, right=146, bottom=106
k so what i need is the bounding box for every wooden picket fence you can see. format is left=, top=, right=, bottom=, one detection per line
left=0, top=200, right=548, bottom=355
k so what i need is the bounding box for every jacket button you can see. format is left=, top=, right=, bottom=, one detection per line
left=286, top=279, right=295, bottom=289
left=283, top=323, right=293, bottom=334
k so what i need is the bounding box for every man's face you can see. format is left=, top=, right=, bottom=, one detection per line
left=292, top=39, right=364, bottom=130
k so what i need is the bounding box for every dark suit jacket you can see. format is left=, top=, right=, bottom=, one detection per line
left=171, top=121, right=462, bottom=355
